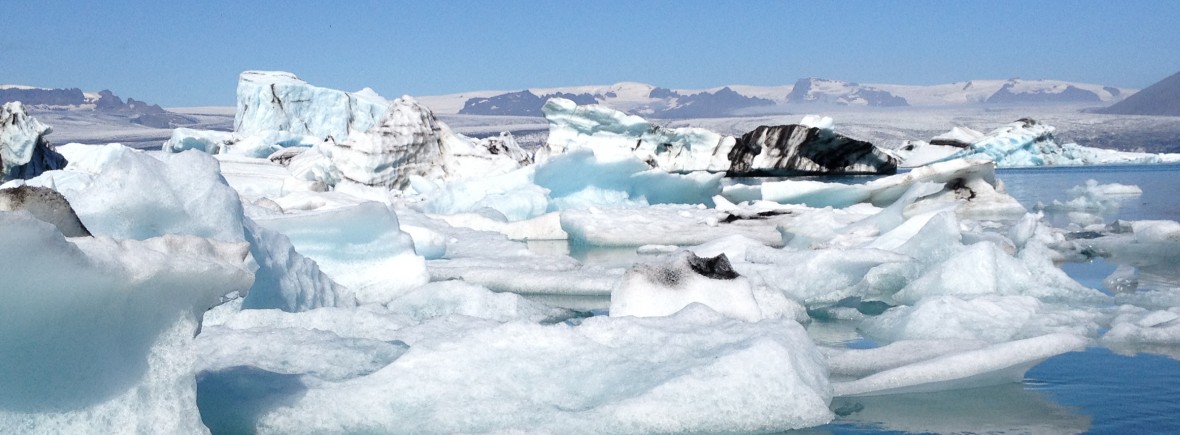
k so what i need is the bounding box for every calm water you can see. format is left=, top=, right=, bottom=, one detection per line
left=816, top=164, right=1180, bottom=434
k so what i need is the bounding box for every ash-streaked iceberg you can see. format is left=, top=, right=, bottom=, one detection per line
left=610, top=251, right=762, bottom=322
left=0, top=101, right=67, bottom=181
left=234, top=71, right=387, bottom=142
left=900, top=118, right=1180, bottom=167
left=538, top=97, right=896, bottom=176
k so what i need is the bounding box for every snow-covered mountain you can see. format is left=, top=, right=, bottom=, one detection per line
left=417, top=78, right=1136, bottom=118
left=0, top=84, right=197, bottom=128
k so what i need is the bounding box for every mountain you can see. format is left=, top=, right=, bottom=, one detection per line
left=635, top=87, right=775, bottom=118
left=786, top=78, right=908, bottom=106
left=416, top=77, right=1137, bottom=118
left=1094, top=70, right=1180, bottom=116
left=459, top=90, right=598, bottom=116
left=0, top=85, right=197, bottom=128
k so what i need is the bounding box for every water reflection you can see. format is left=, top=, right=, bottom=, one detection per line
left=816, top=383, right=1090, bottom=434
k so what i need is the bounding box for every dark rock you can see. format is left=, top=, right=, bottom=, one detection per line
left=727, top=125, right=897, bottom=176
left=0, top=185, right=91, bottom=237
left=719, top=209, right=792, bottom=223
left=685, top=253, right=739, bottom=280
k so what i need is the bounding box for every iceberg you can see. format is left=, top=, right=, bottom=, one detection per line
left=610, top=251, right=762, bottom=322
left=252, top=201, right=428, bottom=305
left=904, top=118, right=1180, bottom=167
left=205, top=305, right=834, bottom=434
left=832, top=333, right=1087, bottom=396
left=1037, top=179, right=1142, bottom=213
left=0, top=101, right=67, bottom=181
left=728, top=124, right=898, bottom=175
left=723, top=156, right=1026, bottom=219
left=538, top=98, right=896, bottom=175
left=0, top=212, right=252, bottom=433
left=234, top=71, right=387, bottom=142
left=316, top=96, right=529, bottom=190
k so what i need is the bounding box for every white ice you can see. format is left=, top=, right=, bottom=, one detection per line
left=0, top=212, right=252, bottom=434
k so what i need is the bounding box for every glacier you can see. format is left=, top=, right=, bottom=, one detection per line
left=8, top=73, right=1180, bottom=433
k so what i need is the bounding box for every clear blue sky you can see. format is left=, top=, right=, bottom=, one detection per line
left=3, top=0, right=1178, bottom=107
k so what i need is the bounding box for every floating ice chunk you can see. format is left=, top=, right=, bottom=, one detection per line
left=832, top=333, right=1086, bottom=396
left=1039, top=179, right=1142, bottom=212
left=234, top=71, right=387, bottom=142
left=241, top=218, right=355, bottom=312
left=729, top=124, right=897, bottom=175
left=824, top=339, right=989, bottom=379
left=385, top=280, right=571, bottom=323
left=723, top=157, right=1024, bottom=219
left=865, top=295, right=1042, bottom=343
left=196, top=326, right=408, bottom=382
left=163, top=127, right=234, bottom=154
left=728, top=179, right=870, bottom=208
left=866, top=210, right=961, bottom=263
left=246, top=305, right=834, bottom=433
left=1008, top=212, right=1042, bottom=249
left=1105, top=264, right=1140, bottom=293
left=214, top=153, right=320, bottom=200
left=204, top=304, right=414, bottom=342
left=0, top=101, right=67, bottom=181
left=399, top=224, right=447, bottom=259
left=23, top=145, right=246, bottom=243
left=864, top=295, right=1099, bottom=343
left=540, top=98, right=893, bottom=175
left=930, top=126, right=985, bottom=148
left=917, top=118, right=1180, bottom=167
left=892, top=242, right=1061, bottom=304
left=829, top=383, right=1090, bottom=434
left=417, top=166, right=549, bottom=221
left=434, top=211, right=568, bottom=241
left=800, top=114, right=834, bottom=130
left=253, top=201, right=428, bottom=305
left=294, top=96, right=529, bottom=191
left=535, top=149, right=722, bottom=210
left=537, top=97, right=734, bottom=172
left=746, top=247, right=911, bottom=304
left=1104, top=306, right=1180, bottom=345
left=684, top=234, right=770, bottom=263
left=611, top=251, right=761, bottom=322
left=0, top=212, right=252, bottom=433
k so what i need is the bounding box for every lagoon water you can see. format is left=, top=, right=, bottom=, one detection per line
left=814, top=164, right=1180, bottom=434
